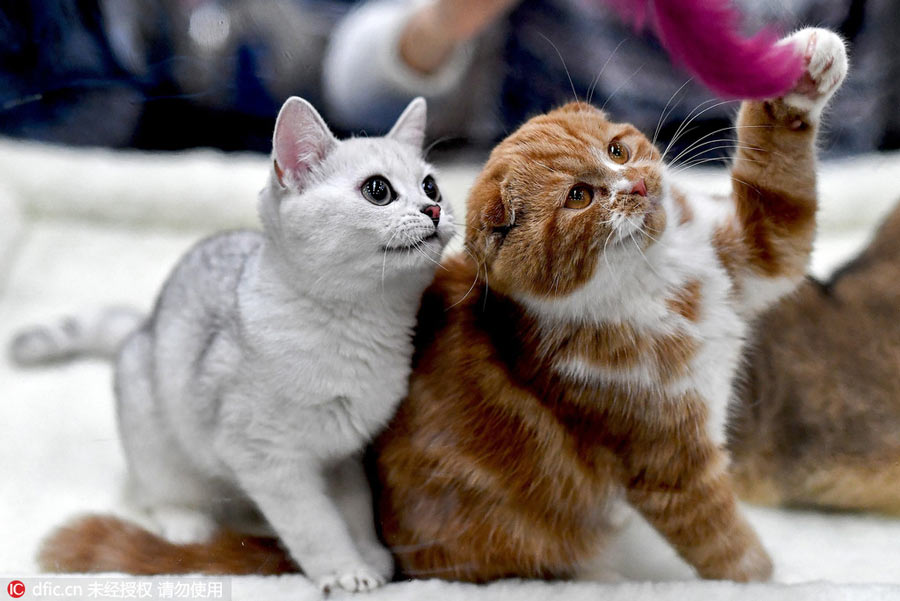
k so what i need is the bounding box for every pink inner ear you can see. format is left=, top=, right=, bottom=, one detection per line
left=272, top=98, right=336, bottom=187
left=274, top=126, right=314, bottom=184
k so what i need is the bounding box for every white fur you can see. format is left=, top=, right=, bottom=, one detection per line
left=782, top=29, right=848, bottom=121
left=108, top=97, right=454, bottom=593
left=520, top=184, right=745, bottom=445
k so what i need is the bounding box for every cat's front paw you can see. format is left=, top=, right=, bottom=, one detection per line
left=359, top=542, right=395, bottom=580
left=780, top=28, right=848, bottom=118
left=723, top=543, right=774, bottom=582
left=317, top=565, right=385, bottom=594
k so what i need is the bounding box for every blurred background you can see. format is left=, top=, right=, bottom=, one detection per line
left=1, top=0, right=898, bottom=159
left=3, top=0, right=900, bottom=585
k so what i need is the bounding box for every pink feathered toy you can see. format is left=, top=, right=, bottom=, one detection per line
left=604, top=0, right=805, bottom=98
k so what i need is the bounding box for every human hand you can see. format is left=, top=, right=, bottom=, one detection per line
left=399, top=0, right=521, bottom=75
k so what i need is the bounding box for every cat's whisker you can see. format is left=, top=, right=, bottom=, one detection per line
left=669, top=144, right=767, bottom=171
left=411, top=237, right=446, bottom=271
left=587, top=38, right=628, bottom=106
left=652, top=78, right=693, bottom=148
left=670, top=153, right=765, bottom=174
left=660, top=97, right=719, bottom=159
left=666, top=125, right=774, bottom=166
left=446, top=246, right=484, bottom=310
left=538, top=32, right=581, bottom=109
left=481, top=248, right=491, bottom=310
left=669, top=141, right=768, bottom=166
left=668, top=134, right=767, bottom=167
left=534, top=160, right=567, bottom=176
left=600, top=64, right=646, bottom=113
left=662, top=99, right=738, bottom=162
left=601, top=228, right=616, bottom=275
left=423, top=136, right=454, bottom=159
left=628, top=229, right=664, bottom=280
left=637, top=222, right=665, bottom=246
left=668, top=123, right=774, bottom=161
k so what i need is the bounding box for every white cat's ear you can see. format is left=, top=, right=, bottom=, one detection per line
left=387, top=97, right=427, bottom=148
left=272, top=97, right=337, bottom=189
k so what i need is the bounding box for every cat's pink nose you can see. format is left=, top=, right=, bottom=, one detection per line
left=630, top=178, right=647, bottom=197
left=422, top=204, right=441, bottom=226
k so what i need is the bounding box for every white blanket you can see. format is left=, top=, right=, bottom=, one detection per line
left=2, top=139, right=899, bottom=600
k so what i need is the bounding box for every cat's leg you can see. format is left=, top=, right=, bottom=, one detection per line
left=716, top=28, right=848, bottom=316
left=623, top=424, right=773, bottom=582
left=327, top=455, right=395, bottom=580
left=115, top=331, right=219, bottom=544
left=228, top=455, right=385, bottom=593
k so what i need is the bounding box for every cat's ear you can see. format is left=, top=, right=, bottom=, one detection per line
left=387, top=97, right=427, bottom=148
left=466, top=162, right=515, bottom=260
left=272, top=97, right=337, bottom=190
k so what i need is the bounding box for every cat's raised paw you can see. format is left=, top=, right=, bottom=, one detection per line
left=781, top=28, right=848, bottom=117
left=317, top=566, right=385, bottom=594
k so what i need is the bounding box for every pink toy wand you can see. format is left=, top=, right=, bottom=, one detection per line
left=604, top=0, right=805, bottom=99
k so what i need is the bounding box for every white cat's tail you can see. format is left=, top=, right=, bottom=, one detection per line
left=8, top=306, right=144, bottom=366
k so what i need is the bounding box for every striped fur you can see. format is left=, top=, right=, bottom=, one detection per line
left=36, top=29, right=848, bottom=583
left=377, top=28, right=846, bottom=583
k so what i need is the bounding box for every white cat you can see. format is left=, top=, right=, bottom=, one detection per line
left=12, top=96, right=454, bottom=592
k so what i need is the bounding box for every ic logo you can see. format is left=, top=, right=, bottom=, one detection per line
left=7, top=581, right=24, bottom=598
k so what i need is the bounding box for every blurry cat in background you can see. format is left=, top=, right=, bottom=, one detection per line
left=730, top=199, right=900, bottom=515
left=13, top=95, right=455, bottom=592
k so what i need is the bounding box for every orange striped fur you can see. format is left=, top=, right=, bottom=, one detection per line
left=378, top=30, right=847, bottom=581
left=36, top=29, right=852, bottom=584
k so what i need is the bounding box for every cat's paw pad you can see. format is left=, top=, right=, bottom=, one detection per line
left=150, top=506, right=218, bottom=545
left=317, top=566, right=385, bottom=594
left=781, top=28, right=848, bottom=116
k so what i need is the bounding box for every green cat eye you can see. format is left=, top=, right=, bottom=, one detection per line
left=361, top=175, right=396, bottom=206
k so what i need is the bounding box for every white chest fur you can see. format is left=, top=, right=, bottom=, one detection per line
left=525, top=191, right=748, bottom=446
left=220, top=255, right=421, bottom=461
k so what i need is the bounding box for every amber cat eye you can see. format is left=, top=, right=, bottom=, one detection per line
left=607, top=140, right=630, bottom=164
left=565, top=184, right=594, bottom=209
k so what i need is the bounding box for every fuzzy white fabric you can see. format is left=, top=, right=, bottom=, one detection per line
left=2, top=138, right=900, bottom=600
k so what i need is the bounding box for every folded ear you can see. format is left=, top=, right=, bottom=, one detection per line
left=465, top=161, right=515, bottom=261
left=272, top=97, right=337, bottom=190
left=387, top=97, right=427, bottom=148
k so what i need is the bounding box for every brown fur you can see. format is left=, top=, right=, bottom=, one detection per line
left=730, top=200, right=900, bottom=515
left=40, top=85, right=889, bottom=581
left=712, top=100, right=819, bottom=298
left=374, top=99, right=812, bottom=583
left=38, top=515, right=297, bottom=575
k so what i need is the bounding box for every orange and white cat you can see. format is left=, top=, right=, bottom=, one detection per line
left=38, top=28, right=847, bottom=583
left=375, top=27, right=847, bottom=582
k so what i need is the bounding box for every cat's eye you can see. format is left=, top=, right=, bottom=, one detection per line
left=422, top=175, right=440, bottom=201
left=565, top=184, right=594, bottom=210
left=361, top=175, right=396, bottom=206
left=607, top=140, right=630, bottom=164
